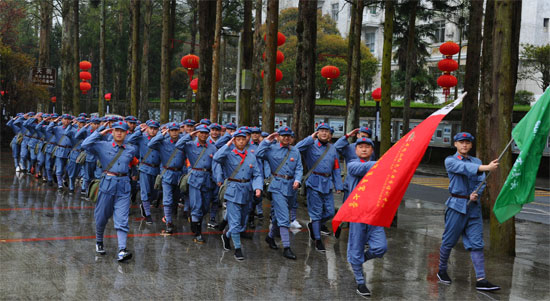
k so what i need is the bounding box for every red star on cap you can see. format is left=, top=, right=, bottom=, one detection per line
left=463, top=133, right=467, bottom=137
left=285, top=127, right=288, bottom=131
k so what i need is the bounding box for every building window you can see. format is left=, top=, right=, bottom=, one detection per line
left=369, top=5, right=377, bottom=14
left=434, top=20, right=446, bottom=43
left=331, top=3, right=339, bottom=22
left=544, top=18, right=549, bottom=29
left=365, top=32, right=375, bottom=53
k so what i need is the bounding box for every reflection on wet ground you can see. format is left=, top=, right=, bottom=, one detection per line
left=0, top=151, right=548, bottom=299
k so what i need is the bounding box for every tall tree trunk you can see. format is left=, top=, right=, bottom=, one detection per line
left=140, top=0, right=152, bottom=121
left=98, top=0, right=106, bottom=116
left=112, top=7, right=124, bottom=114
left=61, top=0, right=73, bottom=114
left=72, top=0, right=80, bottom=115
left=250, top=0, right=263, bottom=127
left=380, top=0, right=395, bottom=155
left=186, top=0, right=197, bottom=119
left=239, top=0, right=253, bottom=126
left=461, top=0, right=483, bottom=137
left=210, top=0, right=223, bottom=122
left=262, top=0, right=279, bottom=133
left=402, top=0, right=418, bottom=136
left=38, top=0, right=52, bottom=112
left=196, top=0, right=216, bottom=120
left=345, top=0, right=356, bottom=104
left=125, top=5, right=132, bottom=116
left=346, top=0, right=364, bottom=133
left=478, top=0, right=495, bottom=219
left=130, top=0, right=140, bottom=116
left=293, top=0, right=317, bottom=141
left=487, top=0, right=521, bottom=257
left=160, top=0, right=171, bottom=123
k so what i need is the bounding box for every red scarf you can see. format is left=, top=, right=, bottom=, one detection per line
left=233, top=149, right=248, bottom=165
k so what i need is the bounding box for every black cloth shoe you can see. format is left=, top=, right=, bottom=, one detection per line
left=95, top=242, right=106, bottom=255
left=315, top=239, right=326, bottom=253
left=140, top=203, right=146, bottom=218
left=265, top=235, right=278, bottom=249
left=192, top=222, right=205, bottom=244
left=145, top=215, right=153, bottom=225
left=221, top=233, right=231, bottom=251
left=437, top=270, right=452, bottom=284
left=165, top=222, right=174, bottom=234
left=234, top=248, right=244, bottom=261
left=117, top=249, right=132, bottom=262
left=248, top=215, right=255, bottom=228
left=476, top=279, right=500, bottom=291
left=357, top=284, right=371, bottom=296
left=307, top=222, right=315, bottom=241
left=207, top=219, right=218, bottom=229
left=320, top=224, right=331, bottom=236
left=283, top=247, right=296, bottom=260
left=334, top=226, right=342, bottom=239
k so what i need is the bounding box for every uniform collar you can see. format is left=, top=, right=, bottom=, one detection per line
left=112, top=142, right=125, bottom=149
left=455, top=152, right=468, bottom=160
left=317, top=139, right=328, bottom=147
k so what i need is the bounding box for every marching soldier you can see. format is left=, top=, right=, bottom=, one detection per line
left=181, top=119, right=196, bottom=134
left=127, top=120, right=161, bottom=224
left=46, top=114, right=75, bottom=191
left=256, top=127, right=303, bottom=260
left=148, top=122, right=186, bottom=234
left=437, top=132, right=501, bottom=291
left=65, top=116, right=86, bottom=193
left=175, top=125, right=217, bottom=243
left=75, top=118, right=102, bottom=196
left=214, top=130, right=263, bottom=261
left=334, top=126, right=375, bottom=164
left=7, top=114, right=23, bottom=171
left=295, top=123, right=343, bottom=252
left=81, top=121, right=138, bottom=262
left=344, top=137, right=387, bottom=297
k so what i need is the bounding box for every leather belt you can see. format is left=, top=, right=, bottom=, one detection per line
left=192, top=168, right=211, bottom=172
left=272, top=173, right=292, bottom=180
left=104, top=172, right=128, bottom=177
left=25, top=135, right=32, bottom=138
left=163, top=166, right=181, bottom=172
left=56, top=144, right=71, bottom=148
left=450, top=193, right=469, bottom=199
left=313, top=171, right=331, bottom=177
left=141, top=162, right=159, bottom=168
left=228, top=178, right=250, bottom=183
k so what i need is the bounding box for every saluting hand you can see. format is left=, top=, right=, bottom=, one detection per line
left=266, top=132, right=279, bottom=142
left=346, top=128, right=359, bottom=137
left=161, top=128, right=169, bottom=136
left=255, top=189, right=261, bottom=198
left=189, top=130, right=200, bottom=137
left=311, top=131, right=319, bottom=139
left=100, top=128, right=113, bottom=136
left=226, top=136, right=235, bottom=146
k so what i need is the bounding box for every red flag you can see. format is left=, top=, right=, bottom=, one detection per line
left=332, top=93, right=466, bottom=229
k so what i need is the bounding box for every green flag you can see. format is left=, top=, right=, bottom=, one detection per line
left=493, top=88, right=550, bottom=223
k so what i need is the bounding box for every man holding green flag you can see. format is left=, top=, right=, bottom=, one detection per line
left=493, top=88, right=550, bottom=223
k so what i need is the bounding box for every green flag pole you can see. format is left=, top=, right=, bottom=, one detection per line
left=467, top=137, right=514, bottom=205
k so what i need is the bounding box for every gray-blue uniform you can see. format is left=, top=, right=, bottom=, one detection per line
left=7, top=115, right=23, bottom=169
left=248, top=126, right=265, bottom=219
left=256, top=127, right=303, bottom=250
left=65, top=117, right=86, bottom=191
left=81, top=121, right=138, bottom=260
left=345, top=138, right=387, bottom=287
left=207, top=123, right=223, bottom=225
left=148, top=122, right=186, bottom=227
left=334, top=126, right=376, bottom=165
left=126, top=120, right=161, bottom=219
left=295, top=123, right=343, bottom=241
left=41, top=114, right=59, bottom=184
left=46, top=114, right=75, bottom=188
left=214, top=131, right=263, bottom=254
left=16, top=114, right=34, bottom=171
left=176, top=125, right=217, bottom=240
left=24, top=115, right=40, bottom=171
left=439, top=132, right=487, bottom=280
left=74, top=118, right=101, bottom=193
left=35, top=117, right=49, bottom=175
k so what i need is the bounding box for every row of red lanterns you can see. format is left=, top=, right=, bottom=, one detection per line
left=79, top=60, right=92, bottom=94
left=437, top=41, right=460, bottom=100
left=261, top=32, right=286, bottom=82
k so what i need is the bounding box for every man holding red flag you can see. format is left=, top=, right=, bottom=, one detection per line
left=344, top=137, right=387, bottom=297
left=437, top=132, right=501, bottom=291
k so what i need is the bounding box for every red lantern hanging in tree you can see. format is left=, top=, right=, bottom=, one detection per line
left=0, top=91, right=4, bottom=97
left=261, top=68, right=283, bottom=82
left=181, top=54, right=200, bottom=81
left=262, top=50, right=285, bottom=64
left=80, top=82, right=91, bottom=94
left=263, top=32, right=286, bottom=46
left=437, top=58, right=459, bottom=73
left=437, top=74, right=458, bottom=97
left=104, top=93, right=111, bottom=101
left=190, top=78, right=198, bottom=93
left=51, top=96, right=56, bottom=103
left=79, top=61, right=92, bottom=71
left=439, top=41, right=460, bottom=57
left=371, top=87, right=382, bottom=102
left=320, top=65, right=340, bottom=90
left=79, top=71, right=92, bottom=81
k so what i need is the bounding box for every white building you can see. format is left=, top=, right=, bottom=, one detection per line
left=278, top=0, right=549, bottom=101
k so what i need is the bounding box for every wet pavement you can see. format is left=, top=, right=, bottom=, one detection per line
left=0, top=150, right=549, bottom=300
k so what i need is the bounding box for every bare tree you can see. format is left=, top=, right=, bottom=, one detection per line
left=139, top=0, right=152, bottom=121
left=402, top=0, right=419, bottom=135
left=346, top=0, right=364, bottom=133
left=210, top=0, right=223, bottom=122
left=239, top=0, right=254, bottom=126
left=250, top=0, right=264, bottom=126
left=61, top=0, right=73, bottom=114
left=160, top=0, right=171, bottom=123
left=196, top=0, right=216, bottom=119
left=71, top=0, right=80, bottom=115
left=38, top=0, right=53, bottom=112
left=262, top=0, right=279, bottom=133
left=380, top=0, right=395, bottom=155
left=98, top=0, right=106, bottom=116
left=130, top=0, right=140, bottom=116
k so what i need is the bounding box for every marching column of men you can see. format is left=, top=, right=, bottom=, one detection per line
left=6, top=112, right=501, bottom=296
